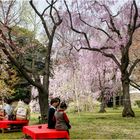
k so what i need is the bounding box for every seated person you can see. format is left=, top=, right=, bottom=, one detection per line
left=14, top=98, right=30, bottom=121
left=3, top=98, right=13, bottom=120
left=54, top=102, right=71, bottom=134
left=48, top=97, right=60, bottom=129
left=0, top=98, right=5, bottom=120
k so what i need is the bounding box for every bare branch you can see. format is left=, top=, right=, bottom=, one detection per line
left=5, top=0, right=16, bottom=25
left=42, top=5, right=51, bottom=16
left=50, top=0, right=57, bottom=24
left=130, top=79, right=140, bottom=91
left=0, top=1, right=6, bottom=24
left=128, top=1, right=133, bottom=34
left=52, top=6, right=62, bottom=24
left=132, top=0, right=138, bottom=31
left=128, top=0, right=139, bottom=35
left=101, top=52, right=121, bottom=70
left=0, top=0, right=21, bottom=25
left=100, top=18, right=111, bottom=29
left=129, top=59, right=140, bottom=76
left=80, top=47, right=121, bottom=70
left=29, top=0, right=51, bottom=39
left=94, top=27, right=115, bottom=41
left=64, top=0, right=91, bottom=48
left=77, top=12, right=115, bottom=41
left=96, top=1, right=122, bottom=39
left=136, top=23, right=140, bottom=29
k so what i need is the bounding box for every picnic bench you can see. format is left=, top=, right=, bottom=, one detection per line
left=22, top=124, right=70, bottom=140
left=0, top=120, right=29, bottom=133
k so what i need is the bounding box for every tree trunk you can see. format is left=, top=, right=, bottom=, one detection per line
left=99, top=92, right=106, bottom=113
left=99, top=101, right=106, bottom=113
left=38, top=88, right=49, bottom=123
left=38, top=43, right=51, bottom=122
left=122, top=75, right=135, bottom=117
left=119, top=92, right=122, bottom=106
left=113, top=92, right=116, bottom=109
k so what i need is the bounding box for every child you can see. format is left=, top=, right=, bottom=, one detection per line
left=48, top=97, right=60, bottom=129
left=54, top=102, right=71, bottom=134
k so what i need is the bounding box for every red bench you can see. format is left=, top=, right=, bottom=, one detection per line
left=22, top=124, right=70, bottom=140
left=0, top=120, right=29, bottom=133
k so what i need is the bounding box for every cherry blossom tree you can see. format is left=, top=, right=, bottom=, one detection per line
left=49, top=38, right=121, bottom=112
left=64, top=0, right=140, bottom=117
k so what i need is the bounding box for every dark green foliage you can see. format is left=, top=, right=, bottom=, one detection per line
left=11, top=88, right=30, bottom=101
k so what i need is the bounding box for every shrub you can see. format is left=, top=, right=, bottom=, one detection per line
left=135, top=100, right=140, bottom=108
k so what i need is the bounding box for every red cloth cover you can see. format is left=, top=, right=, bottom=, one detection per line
left=22, top=124, right=69, bottom=140
left=0, top=120, right=29, bottom=128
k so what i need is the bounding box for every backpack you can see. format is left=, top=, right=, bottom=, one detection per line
left=16, top=106, right=27, bottom=120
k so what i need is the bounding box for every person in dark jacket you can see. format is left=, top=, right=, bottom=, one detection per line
left=48, top=97, right=60, bottom=129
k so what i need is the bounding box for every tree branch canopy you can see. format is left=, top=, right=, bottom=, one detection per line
left=0, top=42, right=43, bottom=89
left=64, top=0, right=122, bottom=70
left=129, top=59, right=140, bottom=76
left=130, top=79, right=140, bottom=91
left=29, top=0, right=51, bottom=39
left=64, top=0, right=91, bottom=49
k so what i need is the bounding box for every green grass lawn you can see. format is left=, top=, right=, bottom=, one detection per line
left=69, top=108, right=140, bottom=139
left=0, top=107, right=140, bottom=139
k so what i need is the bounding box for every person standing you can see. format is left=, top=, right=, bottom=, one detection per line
left=48, top=97, right=60, bottom=129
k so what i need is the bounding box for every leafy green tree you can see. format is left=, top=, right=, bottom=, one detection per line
left=0, top=0, right=62, bottom=120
